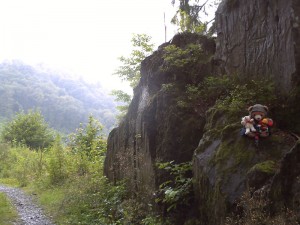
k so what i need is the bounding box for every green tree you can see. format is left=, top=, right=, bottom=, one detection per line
left=112, top=34, right=154, bottom=120
left=68, top=115, right=106, bottom=160
left=48, top=135, right=68, bottom=185
left=171, top=0, right=220, bottom=33
left=114, top=33, right=154, bottom=88
left=110, top=90, right=132, bottom=120
left=1, top=110, right=54, bottom=149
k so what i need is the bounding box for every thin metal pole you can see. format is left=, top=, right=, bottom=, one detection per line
left=164, top=12, right=167, bottom=42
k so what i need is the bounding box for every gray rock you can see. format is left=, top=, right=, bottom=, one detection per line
left=104, top=34, right=215, bottom=204
left=215, top=0, right=300, bottom=95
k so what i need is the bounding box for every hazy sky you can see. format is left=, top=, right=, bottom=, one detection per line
left=0, top=0, right=179, bottom=92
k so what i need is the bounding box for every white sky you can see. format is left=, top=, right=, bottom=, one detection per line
left=0, top=0, right=179, bottom=93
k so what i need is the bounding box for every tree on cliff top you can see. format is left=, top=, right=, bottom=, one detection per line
left=171, top=0, right=220, bottom=33
left=114, top=34, right=154, bottom=88
left=112, top=34, right=154, bottom=120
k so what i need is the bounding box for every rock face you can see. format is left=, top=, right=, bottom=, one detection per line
left=104, top=34, right=216, bottom=202
left=191, top=0, right=300, bottom=223
left=269, top=140, right=300, bottom=218
left=215, top=0, right=300, bottom=94
left=193, top=107, right=297, bottom=224
left=105, top=0, right=300, bottom=224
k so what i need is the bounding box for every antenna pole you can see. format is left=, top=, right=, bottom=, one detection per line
left=164, top=12, right=167, bottom=42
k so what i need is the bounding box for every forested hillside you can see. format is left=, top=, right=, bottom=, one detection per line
left=0, top=61, right=117, bottom=134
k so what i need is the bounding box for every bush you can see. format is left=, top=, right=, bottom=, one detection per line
left=1, top=110, right=54, bottom=149
left=177, top=75, right=277, bottom=120
left=161, top=43, right=209, bottom=74
left=156, top=161, right=193, bottom=212
left=68, top=116, right=106, bottom=160
left=59, top=176, right=126, bottom=225
left=0, top=144, right=42, bottom=187
left=47, top=136, right=68, bottom=185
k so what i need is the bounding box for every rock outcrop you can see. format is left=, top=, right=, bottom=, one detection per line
left=269, top=140, right=300, bottom=219
left=104, top=34, right=216, bottom=203
left=215, top=0, right=300, bottom=95
left=192, top=0, right=300, bottom=224
left=193, top=107, right=298, bottom=224
left=105, top=0, right=300, bottom=224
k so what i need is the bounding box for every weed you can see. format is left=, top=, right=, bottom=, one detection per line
left=0, top=193, right=18, bottom=225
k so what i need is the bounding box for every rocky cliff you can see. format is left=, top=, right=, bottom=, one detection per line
left=215, top=0, right=300, bottom=95
left=192, top=0, right=300, bottom=224
left=105, top=0, right=300, bottom=224
left=104, top=34, right=216, bottom=205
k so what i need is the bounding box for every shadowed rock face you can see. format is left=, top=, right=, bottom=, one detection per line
left=105, top=1, right=300, bottom=224
left=215, top=0, right=300, bottom=95
left=191, top=1, right=300, bottom=223
left=269, top=141, right=300, bottom=218
left=104, top=33, right=216, bottom=202
left=193, top=106, right=297, bottom=225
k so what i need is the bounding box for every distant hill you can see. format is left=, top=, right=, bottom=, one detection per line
left=0, top=61, right=118, bottom=134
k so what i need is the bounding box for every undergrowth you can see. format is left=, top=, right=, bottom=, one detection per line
left=177, top=74, right=277, bottom=120
left=0, top=116, right=161, bottom=224
left=0, top=193, right=18, bottom=225
left=225, top=190, right=299, bottom=225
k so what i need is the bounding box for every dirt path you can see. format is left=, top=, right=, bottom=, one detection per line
left=0, top=185, right=55, bottom=225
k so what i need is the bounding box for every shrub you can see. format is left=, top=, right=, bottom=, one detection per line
left=1, top=110, right=54, bottom=149
left=161, top=44, right=209, bottom=73
left=156, top=161, right=193, bottom=212
left=0, top=145, right=42, bottom=187
left=68, top=116, right=106, bottom=161
left=177, top=75, right=277, bottom=120
left=47, top=136, right=68, bottom=185
left=59, top=176, right=126, bottom=225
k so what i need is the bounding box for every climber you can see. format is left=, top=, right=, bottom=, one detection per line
left=241, top=104, right=273, bottom=146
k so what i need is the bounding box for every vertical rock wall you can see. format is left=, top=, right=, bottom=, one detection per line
left=191, top=0, right=300, bottom=224
left=104, top=34, right=216, bottom=203
left=105, top=1, right=300, bottom=223
left=215, top=0, right=300, bottom=94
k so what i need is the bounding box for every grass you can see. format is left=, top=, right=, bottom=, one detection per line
left=22, top=184, right=66, bottom=224
left=0, top=178, right=20, bottom=187
left=0, top=193, right=19, bottom=225
left=37, top=188, right=65, bottom=223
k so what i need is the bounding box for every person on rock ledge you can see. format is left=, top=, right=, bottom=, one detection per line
left=241, top=104, right=273, bottom=145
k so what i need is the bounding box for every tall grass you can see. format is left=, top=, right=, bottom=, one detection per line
left=0, top=193, right=18, bottom=225
left=0, top=140, right=127, bottom=224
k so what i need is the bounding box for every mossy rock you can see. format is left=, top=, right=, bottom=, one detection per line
left=193, top=121, right=296, bottom=225
left=248, top=160, right=276, bottom=174
left=247, top=160, right=277, bottom=190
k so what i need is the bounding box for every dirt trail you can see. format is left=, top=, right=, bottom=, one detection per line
left=0, top=185, right=55, bottom=225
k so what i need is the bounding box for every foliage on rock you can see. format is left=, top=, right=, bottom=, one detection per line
left=156, top=160, right=193, bottom=222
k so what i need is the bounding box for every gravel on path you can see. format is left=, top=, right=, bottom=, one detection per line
left=0, top=185, right=55, bottom=225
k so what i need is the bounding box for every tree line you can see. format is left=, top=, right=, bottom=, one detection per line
left=0, top=61, right=117, bottom=134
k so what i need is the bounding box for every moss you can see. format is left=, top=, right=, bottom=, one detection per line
left=221, top=123, right=241, bottom=140
left=248, top=160, right=276, bottom=175
left=204, top=107, right=226, bottom=131
left=212, top=129, right=254, bottom=168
